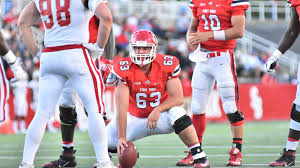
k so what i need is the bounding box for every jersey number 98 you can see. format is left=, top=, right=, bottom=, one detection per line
left=39, top=0, right=71, bottom=29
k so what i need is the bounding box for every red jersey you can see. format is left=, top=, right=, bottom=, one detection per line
left=288, top=0, right=300, bottom=21
left=113, top=54, right=181, bottom=118
left=190, top=0, right=249, bottom=51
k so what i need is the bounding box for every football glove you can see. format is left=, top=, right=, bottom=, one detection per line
left=83, top=43, right=104, bottom=59
left=36, top=50, right=42, bottom=60
left=264, top=49, right=283, bottom=74
left=100, top=64, right=118, bottom=86
left=10, top=59, right=27, bottom=84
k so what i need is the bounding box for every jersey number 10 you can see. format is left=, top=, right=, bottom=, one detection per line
left=39, top=0, right=71, bottom=29
left=202, top=14, right=221, bottom=31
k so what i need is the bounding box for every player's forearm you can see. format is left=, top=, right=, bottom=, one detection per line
left=115, top=82, right=129, bottom=139
left=224, top=26, right=244, bottom=40
left=277, top=29, right=299, bottom=54
left=277, top=8, right=300, bottom=54
left=221, top=15, right=245, bottom=41
left=95, top=4, right=112, bottom=48
left=105, top=28, right=115, bottom=60
left=18, top=27, right=40, bottom=56
left=116, top=109, right=127, bottom=139
left=97, top=18, right=112, bottom=48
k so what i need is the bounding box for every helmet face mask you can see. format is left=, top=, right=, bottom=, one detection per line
left=129, top=29, right=158, bottom=65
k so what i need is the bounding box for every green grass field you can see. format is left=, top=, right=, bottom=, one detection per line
left=0, top=121, right=298, bottom=168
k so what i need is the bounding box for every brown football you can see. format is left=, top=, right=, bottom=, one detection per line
left=118, top=141, right=137, bottom=168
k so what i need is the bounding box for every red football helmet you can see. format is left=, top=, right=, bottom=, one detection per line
left=129, top=29, right=158, bottom=65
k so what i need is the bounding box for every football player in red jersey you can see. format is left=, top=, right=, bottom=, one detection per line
left=0, top=31, right=27, bottom=122
left=266, top=0, right=300, bottom=167
left=108, top=29, right=210, bottom=168
left=176, top=0, right=249, bottom=166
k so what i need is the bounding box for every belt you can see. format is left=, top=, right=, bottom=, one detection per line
left=43, top=44, right=83, bottom=52
left=206, top=51, right=222, bottom=58
left=200, top=48, right=228, bottom=59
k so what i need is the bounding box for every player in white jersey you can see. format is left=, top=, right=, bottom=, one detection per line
left=17, top=0, right=113, bottom=168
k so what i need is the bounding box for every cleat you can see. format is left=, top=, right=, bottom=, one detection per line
left=176, top=151, right=194, bottom=166
left=19, top=163, right=34, bottom=168
left=193, top=156, right=210, bottom=168
left=269, top=148, right=295, bottom=167
left=42, top=148, right=76, bottom=168
left=227, top=148, right=242, bottom=166
left=95, top=161, right=116, bottom=168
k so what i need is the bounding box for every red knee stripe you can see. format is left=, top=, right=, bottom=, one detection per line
left=230, top=120, right=244, bottom=126
left=0, top=61, right=8, bottom=122
left=288, top=137, right=299, bottom=142
left=229, top=52, right=240, bottom=111
left=82, top=48, right=104, bottom=114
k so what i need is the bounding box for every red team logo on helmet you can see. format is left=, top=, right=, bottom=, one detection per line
left=129, top=29, right=158, bottom=65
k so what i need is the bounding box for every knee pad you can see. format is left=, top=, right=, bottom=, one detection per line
left=222, top=101, right=238, bottom=114
left=291, top=104, right=300, bottom=122
left=59, top=106, right=77, bottom=127
left=218, top=83, right=238, bottom=114
left=226, top=111, right=244, bottom=125
left=173, top=115, right=193, bottom=134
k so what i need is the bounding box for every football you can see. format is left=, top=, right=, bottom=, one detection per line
left=118, top=141, right=138, bottom=168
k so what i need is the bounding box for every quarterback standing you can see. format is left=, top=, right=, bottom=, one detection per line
left=176, top=0, right=249, bottom=166
left=17, top=0, right=113, bottom=168
left=266, top=0, right=300, bottom=167
left=109, top=29, right=210, bottom=168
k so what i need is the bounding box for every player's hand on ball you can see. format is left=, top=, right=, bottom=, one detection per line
left=117, top=137, right=128, bottom=155
left=146, top=109, right=161, bottom=129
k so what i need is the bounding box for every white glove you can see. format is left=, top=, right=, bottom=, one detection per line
left=264, top=49, right=283, bottom=74
left=9, top=60, right=27, bottom=84
left=83, top=43, right=104, bottom=59
left=36, top=51, right=42, bottom=60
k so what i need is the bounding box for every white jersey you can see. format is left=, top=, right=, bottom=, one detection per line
left=33, top=0, right=94, bottom=47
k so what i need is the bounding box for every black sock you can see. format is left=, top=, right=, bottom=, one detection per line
left=191, top=146, right=206, bottom=164
left=233, top=138, right=242, bottom=152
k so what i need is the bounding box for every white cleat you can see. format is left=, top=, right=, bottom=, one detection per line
left=19, top=162, right=34, bottom=168
left=96, top=161, right=116, bottom=168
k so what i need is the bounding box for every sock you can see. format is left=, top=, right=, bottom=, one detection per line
left=286, top=137, right=299, bottom=151
left=62, top=142, right=74, bottom=148
left=13, top=120, right=18, bottom=133
left=20, top=120, right=26, bottom=131
left=192, top=114, right=206, bottom=143
left=232, top=138, right=242, bottom=152
left=189, top=143, right=206, bottom=164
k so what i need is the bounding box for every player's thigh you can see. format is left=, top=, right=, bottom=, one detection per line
left=191, top=64, right=215, bottom=114
left=69, top=49, right=105, bottom=115
left=59, top=80, right=75, bottom=108
left=107, top=113, right=148, bottom=148
left=37, top=75, right=66, bottom=118
left=38, top=52, right=68, bottom=118
left=214, top=53, right=238, bottom=113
